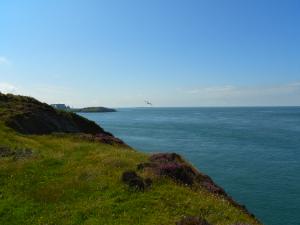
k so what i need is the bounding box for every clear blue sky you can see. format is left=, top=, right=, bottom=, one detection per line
left=0, top=0, right=299, bottom=107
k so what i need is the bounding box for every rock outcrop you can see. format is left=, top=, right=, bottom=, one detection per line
left=121, top=170, right=152, bottom=191
left=175, top=216, right=212, bottom=225
left=78, top=133, right=128, bottom=147
left=138, top=153, right=257, bottom=221
left=0, top=93, right=124, bottom=145
left=0, top=146, right=33, bottom=159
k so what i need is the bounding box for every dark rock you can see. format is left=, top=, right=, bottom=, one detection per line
left=195, top=175, right=226, bottom=195
left=137, top=162, right=154, bottom=170
left=13, top=148, right=33, bottom=159
left=175, top=216, right=212, bottom=225
left=122, top=171, right=138, bottom=183
left=141, top=153, right=197, bottom=186
left=231, top=224, right=252, bottom=225
left=121, top=171, right=145, bottom=191
left=0, top=146, right=33, bottom=159
left=0, top=146, right=15, bottom=157
left=121, top=171, right=153, bottom=191
left=139, top=153, right=260, bottom=222
left=150, top=152, right=184, bottom=163
left=157, top=162, right=195, bottom=185
left=78, top=133, right=129, bottom=147
left=144, top=178, right=153, bottom=188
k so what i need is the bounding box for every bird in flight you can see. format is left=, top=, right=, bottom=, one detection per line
left=144, top=100, right=153, bottom=106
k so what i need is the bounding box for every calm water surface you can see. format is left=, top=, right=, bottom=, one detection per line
left=80, top=107, right=300, bottom=225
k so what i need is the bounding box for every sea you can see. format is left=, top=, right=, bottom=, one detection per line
left=79, top=107, right=300, bottom=225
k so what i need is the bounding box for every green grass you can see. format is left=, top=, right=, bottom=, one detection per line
left=0, top=123, right=260, bottom=225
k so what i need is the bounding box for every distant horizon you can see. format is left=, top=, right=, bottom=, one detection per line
left=119, top=105, right=300, bottom=108
left=2, top=89, right=300, bottom=109
left=2, top=91, right=300, bottom=108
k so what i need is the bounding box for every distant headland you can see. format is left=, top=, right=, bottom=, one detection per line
left=51, top=104, right=116, bottom=113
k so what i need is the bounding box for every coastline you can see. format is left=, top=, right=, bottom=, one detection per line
left=0, top=93, right=262, bottom=225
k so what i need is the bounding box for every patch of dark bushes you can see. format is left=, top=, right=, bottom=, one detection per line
left=150, top=152, right=184, bottom=163
left=78, top=133, right=128, bottom=147
left=0, top=146, right=15, bottom=157
left=121, top=170, right=152, bottom=191
left=137, top=153, right=259, bottom=222
left=157, top=162, right=195, bottom=185
left=230, top=223, right=252, bottom=225
left=138, top=153, right=197, bottom=186
left=175, top=216, right=212, bottom=225
left=0, top=146, right=33, bottom=159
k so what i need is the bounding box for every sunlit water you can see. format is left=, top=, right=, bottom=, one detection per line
left=80, top=107, right=300, bottom=225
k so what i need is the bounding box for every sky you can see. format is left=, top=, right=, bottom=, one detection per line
left=0, top=0, right=300, bottom=107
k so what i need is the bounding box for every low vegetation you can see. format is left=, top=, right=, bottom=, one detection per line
left=0, top=93, right=261, bottom=225
left=0, top=93, right=106, bottom=135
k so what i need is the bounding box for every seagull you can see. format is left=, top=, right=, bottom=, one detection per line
left=144, top=100, right=153, bottom=106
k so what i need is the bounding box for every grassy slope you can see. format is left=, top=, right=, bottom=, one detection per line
left=0, top=123, right=260, bottom=225
left=0, top=93, right=105, bottom=135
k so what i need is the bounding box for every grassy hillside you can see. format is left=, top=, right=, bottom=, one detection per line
left=0, top=93, right=262, bottom=225
left=0, top=93, right=107, bottom=135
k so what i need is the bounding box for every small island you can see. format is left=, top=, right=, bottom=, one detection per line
left=51, top=104, right=116, bottom=113
left=71, top=107, right=116, bottom=113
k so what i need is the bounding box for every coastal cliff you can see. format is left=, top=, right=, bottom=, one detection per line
left=0, top=93, right=262, bottom=225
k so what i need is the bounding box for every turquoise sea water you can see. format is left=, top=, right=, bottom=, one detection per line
left=80, top=107, right=300, bottom=225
